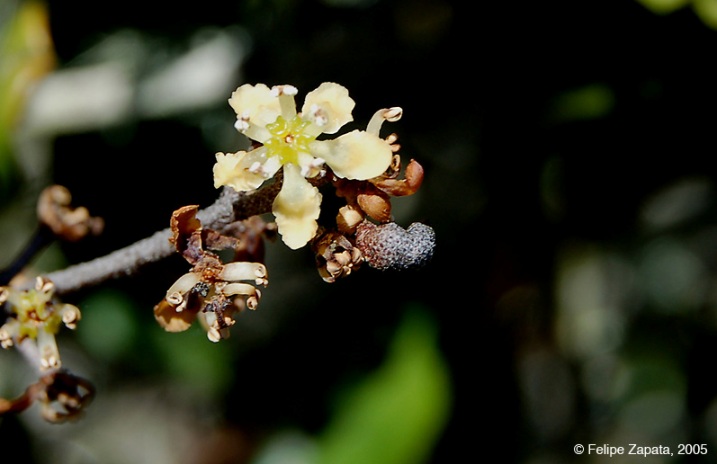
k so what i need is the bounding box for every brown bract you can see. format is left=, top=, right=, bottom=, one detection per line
left=372, top=157, right=424, bottom=197
left=169, top=205, right=206, bottom=265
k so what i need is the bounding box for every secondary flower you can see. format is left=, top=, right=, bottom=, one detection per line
left=154, top=261, right=268, bottom=342
left=154, top=205, right=268, bottom=342
left=0, top=277, right=81, bottom=370
left=214, top=82, right=402, bottom=249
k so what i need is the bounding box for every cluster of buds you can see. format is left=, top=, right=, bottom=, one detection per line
left=310, top=145, right=426, bottom=282
left=0, top=276, right=81, bottom=370
left=153, top=205, right=269, bottom=342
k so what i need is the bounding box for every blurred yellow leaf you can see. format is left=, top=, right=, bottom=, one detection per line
left=0, top=0, right=56, bottom=191
left=635, top=0, right=690, bottom=14
left=693, top=0, right=717, bottom=28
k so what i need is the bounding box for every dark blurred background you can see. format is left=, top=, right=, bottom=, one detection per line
left=4, top=0, right=717, bottom=463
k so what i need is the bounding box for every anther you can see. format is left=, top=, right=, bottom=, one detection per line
left=35, top=276, right=55, bottom=295
left=271, top=85, right=299, bottom=97
left=166, top=292, right=183, bottom=306
left=0, top=328, right=13, bottom=348
left=234, top=119, right=250, bottom=132
left=383, top=107, right=403, bottom=122
left=309, top=105, right=328, bottom=126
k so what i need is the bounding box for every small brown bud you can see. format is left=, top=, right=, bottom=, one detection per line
left=357, top=191, right=392, bottom=223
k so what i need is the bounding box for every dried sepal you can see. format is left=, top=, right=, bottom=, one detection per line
left=37, top=185, right=104, bottom=242
left=169, top=205, right=203, bottom=264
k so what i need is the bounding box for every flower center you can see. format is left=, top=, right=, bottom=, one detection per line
left=264, top=115, right=316, bottom=165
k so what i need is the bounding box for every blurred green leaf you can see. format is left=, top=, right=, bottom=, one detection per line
left=547, top=83, right=614, bottom=123
left=151, top=323, right=234, bottom=397
left=76, top=289, right=140, bottom=363
left=316, top=306, right=451, bottom=464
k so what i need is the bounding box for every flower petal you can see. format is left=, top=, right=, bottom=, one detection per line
left=219, top=262, right=268, bottom=285
left=310, top=130, right=392, bottom=180
left=166, top=272, right=201, bottom=297
left=213, top=151, right=274, bottom=192
left=229, top=83, right=282, bottom=130
left=37, top=329, right=61, bottom=370
left=154, top=299, right=196, bottom=333
left=272, top=163, right=322, bottom=249
left=302, top=82, right=354, bottom=134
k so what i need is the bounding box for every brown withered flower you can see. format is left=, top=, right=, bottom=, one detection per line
left=37, top=185, right=104, bottom=242
left=0, top=370, right=94, bottom=423
left=313, top=230, right=363, bottom=283
left=154, top=206, right=268, bottom=342
left=37, top=370, right=95, bottom=423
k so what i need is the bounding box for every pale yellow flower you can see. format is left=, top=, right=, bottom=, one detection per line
left=214, top=82, right=401, bottom=249
left=0, top=277, right=81, bottom=370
